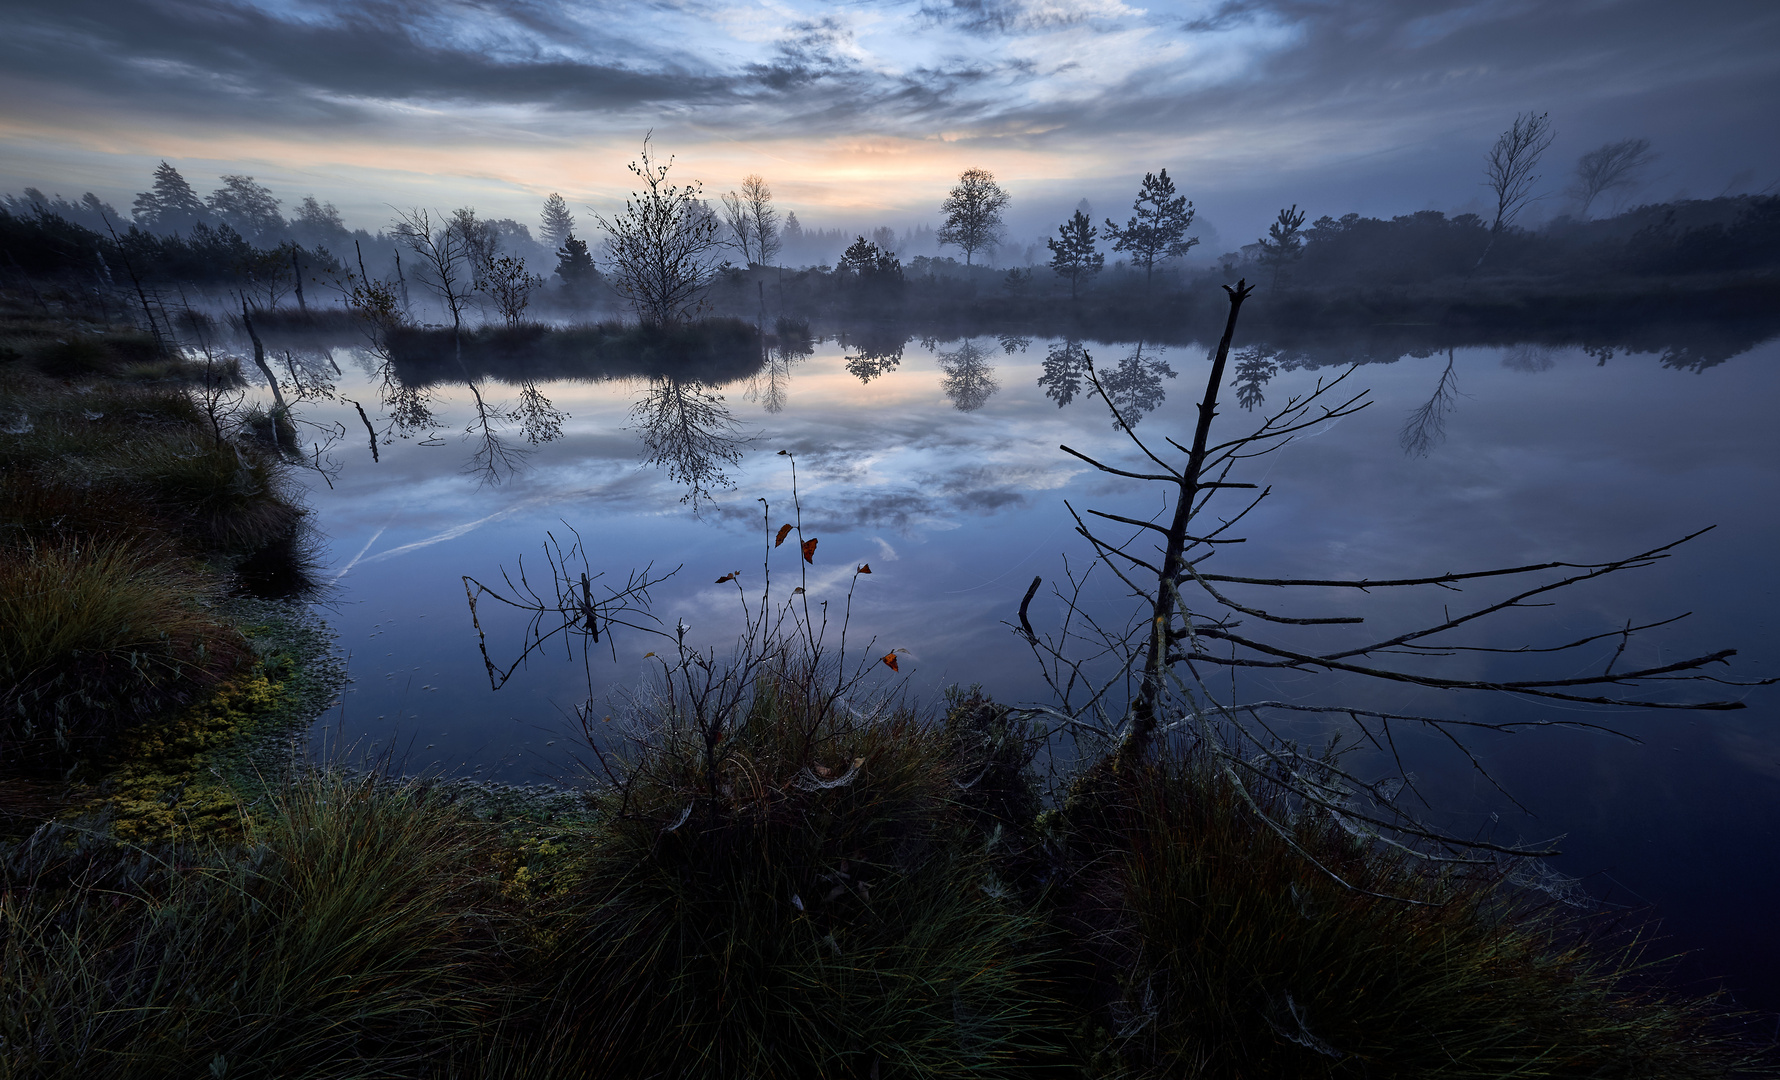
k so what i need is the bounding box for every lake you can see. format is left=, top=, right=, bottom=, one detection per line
left=254, top=315, right=1779, bottom=1011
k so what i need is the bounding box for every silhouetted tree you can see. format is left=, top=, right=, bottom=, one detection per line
left=1256, top=204, right=1307, bottom=287
left=554, top=235, right=597, bottom=298
left=721, top=175, right=780, bottom=266
left=132, top=163, right=209, bottom=233
left=207, top=175, right=283, bottom=244
left=1105, top=169, right=1197, bottom=282
left=720, top=189, right=757, bottom=265
left=596, top=135, right=725, bottom=325
left=1570, top=138, right=1655, bottom=218
left=1484, top=111, right=1556, bottom=234
left=392, top=207, right=475, bottom=335
left=289, top=196, right=347, bottom=249
left=481, top=254, right=543, bottom=325
left=838, top=235, right=902, bottom=284
left=937, top=168, right=1010, bottom=266
left=1046, top=209, right=1103, bottom=298
left=540, top=192, right=576, bottom=250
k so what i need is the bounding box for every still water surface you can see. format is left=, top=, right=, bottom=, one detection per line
left=277, top=327, right=1779, bottom=1009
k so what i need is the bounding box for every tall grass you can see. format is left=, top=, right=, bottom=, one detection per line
left=1051, top=747, right=1768, bottom=1078
left=0, top=536, right=243, bottom=771
left=0, top=772, right=502, bottom=1080
left=536, top=663, right=1062, bottom=1078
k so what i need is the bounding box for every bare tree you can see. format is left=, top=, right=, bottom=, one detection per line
left=1570, top=138, right=1655, bottom=218
left=937, top=168, right=1010, bottom=266
left=1484, top=111, right=1556, bottom=234
left=744, top=175, right=780, bottom=267
left=596, top=135, right=726, bottom=325
left=391, top=207, right=475, bottom=336
left=1021, top=281, right=1770, bottom=877
left=1399, top=350, right=1460, bottom=456
left=719, top=190, right=758, bottom=265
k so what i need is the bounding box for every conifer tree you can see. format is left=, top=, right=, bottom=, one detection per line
left=1105, top=169, right=1198, bottom=282
left=1047, top=209, right=1104, bottom=298
left=540, top=192, right=576, bottom=250
left=131, top=161, right=209, bottom=233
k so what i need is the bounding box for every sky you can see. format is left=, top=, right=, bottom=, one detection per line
left=2, top=0, right=1777, bottom=251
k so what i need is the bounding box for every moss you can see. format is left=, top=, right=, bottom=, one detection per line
left=69, top=664, right=293, bottom=845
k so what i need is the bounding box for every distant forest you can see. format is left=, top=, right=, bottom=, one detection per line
left=3, top=157, right=1777, bottom=347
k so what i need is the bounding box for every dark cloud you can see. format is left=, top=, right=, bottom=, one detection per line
left=3, top=0, right=1775, bottom=227
left=747, top=17, right=860, bottom=91
left=2, top=0, right=736, bottom=127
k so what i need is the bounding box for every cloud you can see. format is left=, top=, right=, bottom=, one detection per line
left=2, top=0, right=1776, bottom=233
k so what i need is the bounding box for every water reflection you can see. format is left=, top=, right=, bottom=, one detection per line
left=841, top=325, right=909, bottom=384
left=631, top=377, right=751, bottom=509
left=1399, top=350, right=1461, bottom=457
left=1037, top=338, right=1175, bottom=428
left=934, top=338, right=999, bottom=412
left=745, top=316, right=814, bottom=414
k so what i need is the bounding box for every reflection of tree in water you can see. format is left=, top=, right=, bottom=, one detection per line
left=1039, top=339, right=1090, bottom=407
left=1098, top=341, right=1175, bottom=429
left=463, top=381, right=530, bottom=486
left=514, top=381, right=566, bottom=445
left=1399, top=349, right=1461, bottom=457
left=632, top=377, right=750, bottom=508
left=1501, top=343, right=1557, bottom=372
left=841, top=326, right=909, bottom=384
left=1231, top=346, right=1279, bottom=411
left=997, top=333, right=1030, bottom=355
left=935, top=339, right=999, bottom=412
left=1037, top=339, right=1173, bottom=427
left=747, top=319, right=813, bottom=414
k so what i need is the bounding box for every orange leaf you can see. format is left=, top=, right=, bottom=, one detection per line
left=801, top=537, right=818, bottom=563
left=879, top=652, right=899, bottom=672
left=857, top=564, right=872, bottom=574
left=775, top=524, right=793, bottom=548
left=715, top=572, right=737, bottom=584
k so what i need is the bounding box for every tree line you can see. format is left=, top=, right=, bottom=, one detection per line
left=2, top=113, right=1773, bottom=333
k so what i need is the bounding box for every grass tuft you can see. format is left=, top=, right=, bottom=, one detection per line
left=1050, top=746, right=1770, bottom=1078
left=0, top=536, right=244, bottom=771
left=538, top=662, right=1062, bottom=1078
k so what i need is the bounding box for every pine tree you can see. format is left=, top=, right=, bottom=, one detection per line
left=1256, top=204, right=1307, bottom=288
left=554, top=235, right=597, bottom=298
left=1047, top=209, right=1104, bottom=298
left=540, top=193, right=576, bottom=250
left=1104, top=169, right=1198, bottom=282
left=207, top=176, right=284, bottom=242
left=132, top=161, right=209, bottom=233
